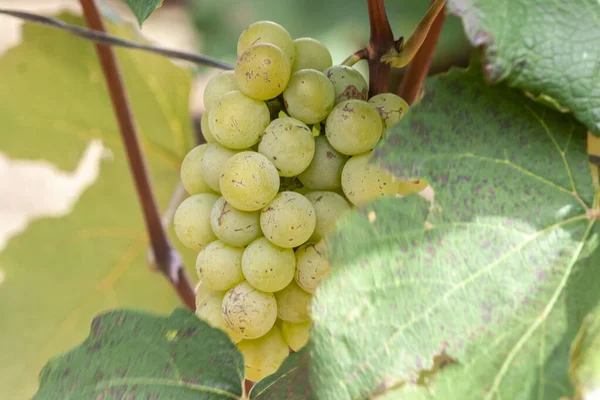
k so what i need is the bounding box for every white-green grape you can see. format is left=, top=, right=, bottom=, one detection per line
left=222, top=281, right=278, bottom=339
left=303, top=191, right=351, bottom=241
left=297, top=136, right=348, bottom=190
left=368, top=93, right=409, bottom=128
left=196, top=240, right=245, bottom=291
left=258, top=117, right=315, bottom=177
left=195, top=286, right=243, bottom=343
left=294, top=241, right=331, bottom=294
left=201, top=143, right=241, bottom=193
left=324, top=65, right=368, bottom=103
left=203, top=70, right=238, bottom=111
left=292, top=38, right=332, bottom=73
left=180, top=144, right=215, bottom=195
left=260, top=191, right=316, bottom=248
left=275, top=280, right=312, bottom=323
left=200, top=111, right=217, bottom=143
left=242, top=237, right=295, bottom=292
left=237, top=21, right=295, bottom=64
left=235, top=44, right=291, bottom=101
left=208, top=90, right=270, bottom=149
left=173, top=194, right=219, bottom=251
left=341, top=151, right=399, bottom=206
left=325, top=99, right=383, bottom=155
left=281, top=320, right=311, bottom=351
left=220, top=152, right=280, bottom=212
left=282, top=69, right=335, bottom=124
left=236, top=325, right=289, bottom=382
left=210, top=197, right=261, bottom=247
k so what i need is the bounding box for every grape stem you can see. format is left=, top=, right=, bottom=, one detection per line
left=341, top=48, right=368, bottom=67
left=365, top=0, right=395, bottom=96
left=79, top=0, right=196, bottom=310
left=398, top=1, right=447, bottom=104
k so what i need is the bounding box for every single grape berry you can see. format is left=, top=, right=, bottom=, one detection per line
left=260, top=191, right=316, bottom=248
left=235, top=44, right=291, bottom=101
left=341, top=151, right=399, bottom=206
left=283, top=69, right=335, bottom=124
left=236, top=325, right=289, bottom=382
left=222, top=281, right=278, bottom=339
left=281, top=320, right=311, bottom=351
left=203, top=70, right=238, bottom=111
left=326, top=99, right=383, bottom=155
left=292, top=38, right=333, bottom=73
left=324, top=65, right=368, bottom=103
left=242, top=237, right=296, bottom=292
left=173, top=193, right=219, bottom=251
left=195, top=287, right=243, bottom=344
left=237, top=21, right=295, bottom=64
left=368, top=92, right=409, bottom=128
left=295, top=241, right=331, bottom=294
left=210, top=197, right=261, bottom=247
left=297, top=136, right=348, bottom=190
left=196, top=240, right=245, bottom=291
left=275, top=280, right=312, bottom=323
left=180, top=144, right=216, bottom=195
left=304, top=191, right=351, bottom=241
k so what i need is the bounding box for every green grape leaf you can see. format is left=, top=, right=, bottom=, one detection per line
left=122, top=0, right=163, bottom=25
left=310, top=59, right=600, bottom=400
left=250, top=348, right=312, bottom=399
left=570, top=304, right=600, bottom=399
left=447, top=0, right=600, bottom=136
left=0, top=13, right=196, bottom=399
left=34, top=308, right=244, bottom=399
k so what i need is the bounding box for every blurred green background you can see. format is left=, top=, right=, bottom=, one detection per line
left=0, top=0, right=471, bottom=399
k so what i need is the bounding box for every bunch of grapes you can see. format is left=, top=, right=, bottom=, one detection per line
left=174, top=20, right=423, bottom=382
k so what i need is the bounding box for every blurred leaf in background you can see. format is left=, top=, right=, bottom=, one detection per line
left=0, top=12, right=196, bottom=399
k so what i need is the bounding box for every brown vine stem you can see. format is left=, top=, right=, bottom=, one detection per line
left=399, top=1, right=446, bottom=104
left=79, top=0, right=196, bottom=310
left=366, top=0, right=395, bottom=96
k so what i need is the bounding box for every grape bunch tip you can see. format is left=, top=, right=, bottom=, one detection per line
left=174, top=19, right=420, bottom=382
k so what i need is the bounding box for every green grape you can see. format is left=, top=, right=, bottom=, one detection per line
left=235, top=44, right=291, bottom=101
left=368, top=93, right=409, bottom=128
left=196, top=240, right=245, bottom=291
left=210, top=197, right=261, bottom=247
left=292, top=38, right=332, bottom=73
left=195, top=286, right=243, bottom=344
left=180, top=144, right=215, bottom=195
left=304, top=191, right=351, bottom=242
left=208, top=91, right=270, bottom=149
left=325, top=99, right=383, bottom=155
left=203, top=70, right=238, bottom=111
left=222, top=281, right=278, bottom=339
left=281, top=320, right=311, bottom=351
left=173, top=194, right=219, bottom=251
left=258, top=117, right=315, bottom=177
left=341, top=151, right=399, bottom=206
left=220, top=152, right=280, bottom=212
left=324, top=65, right=368, bottom=103
left=200, top=111, right=216, bottom=143
left=237, top=21, right=295, bottom=64
left=260, top=191, right=316, bottom=248
left=297, top=136, right=348, bottom=190
left=242, top=237, right=295, bottom=292
left=236, top=325, right=289, bottom=382
left=275, top=280, right=312, bottom=323
left=282, top=69, right=335, bottom=124
left=295, top=241, right=331, bottom=294
left=201, top=143, right=241, bottom=193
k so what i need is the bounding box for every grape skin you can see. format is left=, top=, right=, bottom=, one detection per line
left=236, top=325, right=289, bottom=382
left=324, top=65, right=368, bottom=103
left=368, top=92, right=409, bottom=128
left=173, top=194, right=219, bottom=251
left=260, top=191, right=316, bottom=248
left=341, top=151, right=399, bottom=206
left=235, top=44, right=291, bottom=101
left=258, top=117, right=315, bottom=177
left=200, top=112, right=217, bottom=143
left=242, top=237, right=295, bottom=292
left=220, top=152, right=280, bottom=212
left=295, top=241, right=331, bottom=294
left=237, top=21, right=295, bottom=64
left=210, top=197, right=261, bottom=247
left=281, top=320, right=311, bottom=351
left=222, top=281, right=278, bottom=339
left=180, top=144, right=215, bottom=195
left=304, top=191, right=351, bottom=241
left=196, top=240, right=245, bottom=291
left=275, top=280, right=312, bottom=323
left=283, top=69, right=335, bottom=124
left=208, top=90, right=270, bottom=149
left=292, top=38, right=332, bottom=73
left=297, top=136, right=348, bottom=190
left=326, top=99, right=383, bottom=155
left=195, top=286, right=243, bottom=344
left=203, top=70, right=238, bottom=111
left=201, top=143, right=241, bottom=193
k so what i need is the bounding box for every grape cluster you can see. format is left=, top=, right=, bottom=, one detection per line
left=174, top=20, right=421, bottom=382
